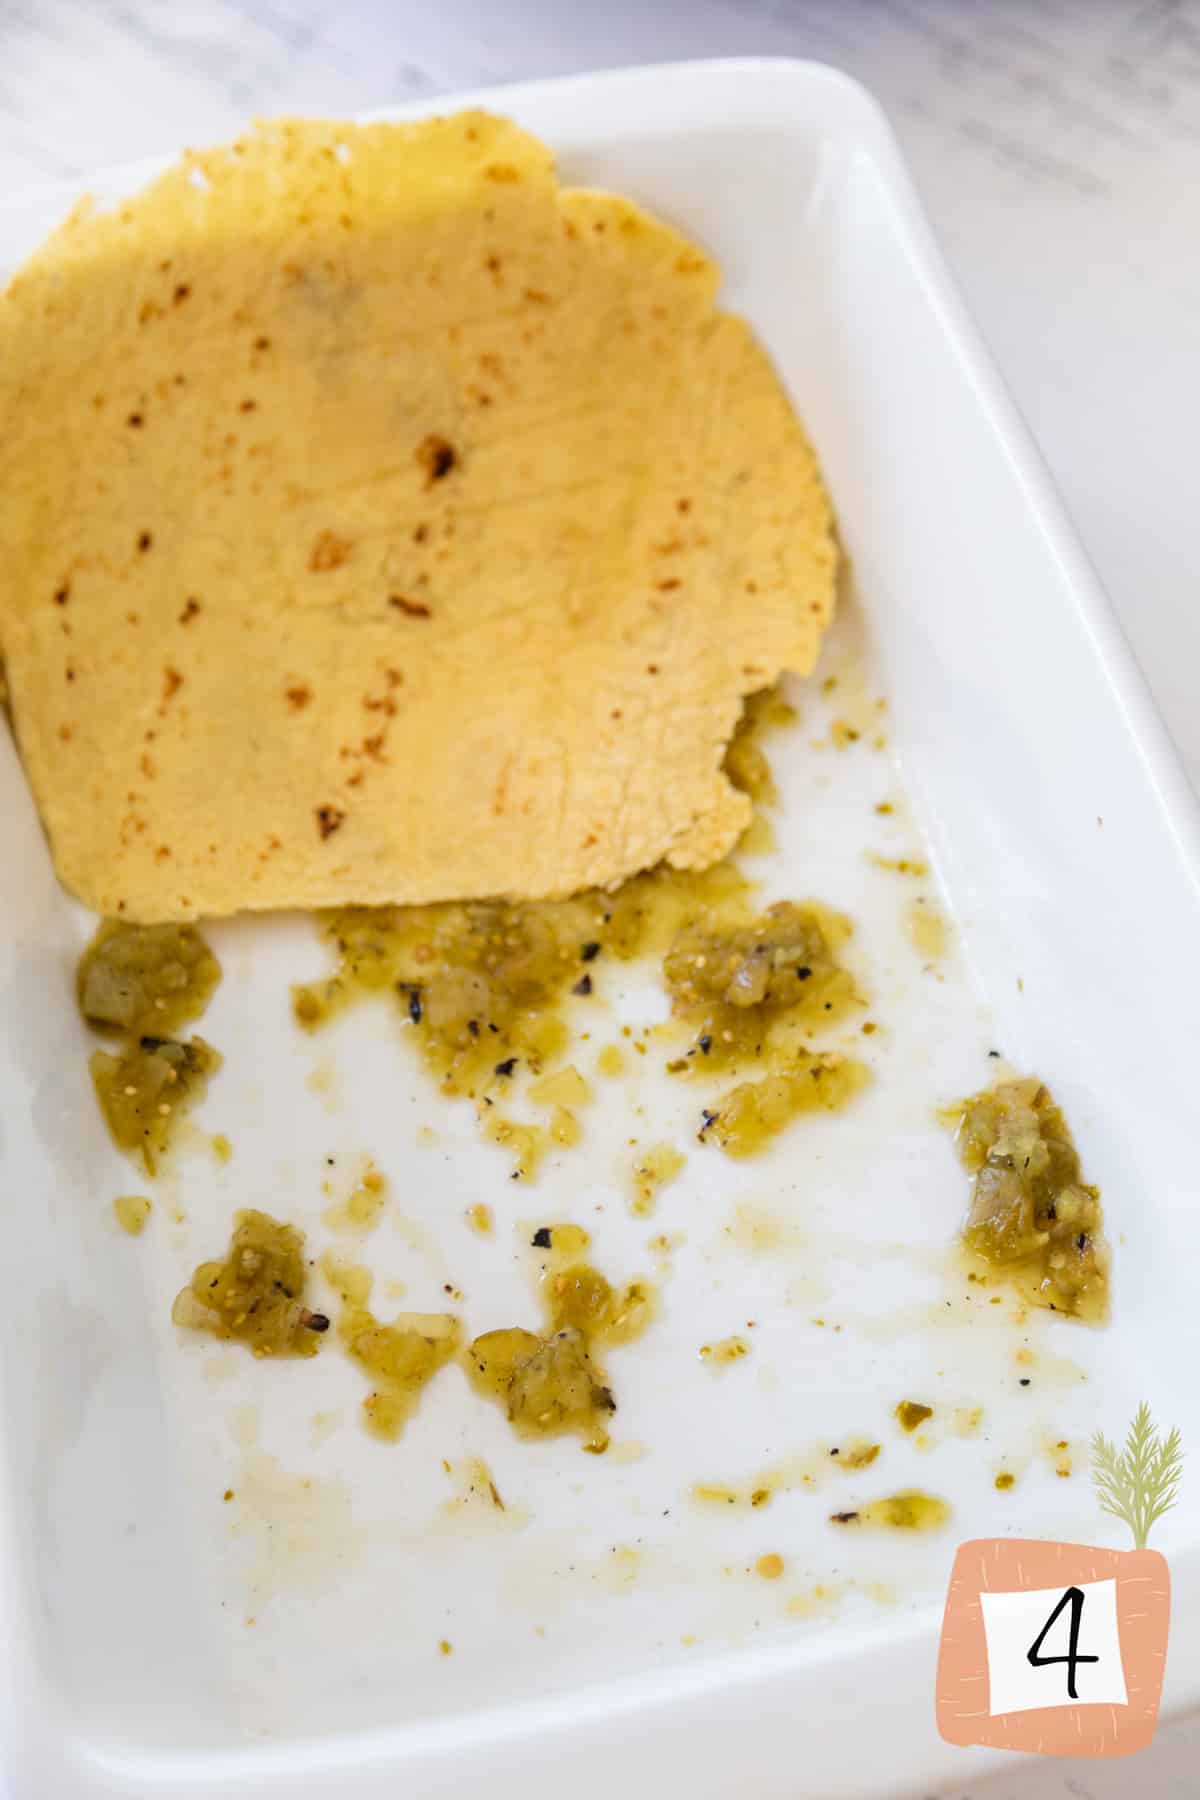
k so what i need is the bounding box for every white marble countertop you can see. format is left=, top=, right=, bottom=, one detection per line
left=1, top=3, right=1197, bottom=1796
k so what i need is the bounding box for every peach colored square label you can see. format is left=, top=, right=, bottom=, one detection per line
left=937, top=1538, right=1169, bottom=1758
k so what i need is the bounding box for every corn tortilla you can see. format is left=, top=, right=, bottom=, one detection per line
left=0, top=111, right=836, bottom=921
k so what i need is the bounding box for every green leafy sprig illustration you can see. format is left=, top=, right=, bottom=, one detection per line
left=1091, top=1403, right=1183, bottom=1550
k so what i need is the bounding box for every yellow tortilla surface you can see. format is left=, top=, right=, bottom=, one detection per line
left=0, top=112, right=836, bottom=921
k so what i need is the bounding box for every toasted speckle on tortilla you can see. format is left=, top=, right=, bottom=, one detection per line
left=0, top=111, right=836, bottom=921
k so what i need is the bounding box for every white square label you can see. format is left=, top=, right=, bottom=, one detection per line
left=980, top=1578, right=1129, bottom=1715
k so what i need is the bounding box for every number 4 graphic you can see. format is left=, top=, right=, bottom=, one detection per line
left=937, top=1405, right=1179, bottom=1758
left=1026, top=1586, right=1100, bottom=1701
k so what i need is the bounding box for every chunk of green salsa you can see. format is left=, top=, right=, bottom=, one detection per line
left=78, top=918, right=223, bottom=1172
left=90, top=1035, right=220, bottom=1175
left=77, top=920, right=220, bottom=1037
left=948, top=1076, right=1107, bottom=1321
left=172, top=1209, right=327, bottom=1357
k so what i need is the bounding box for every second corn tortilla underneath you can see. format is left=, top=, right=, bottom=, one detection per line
left=0, top=111, right=837, bottom=921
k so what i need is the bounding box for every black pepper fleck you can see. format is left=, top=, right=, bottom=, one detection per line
left=572, top=974, right=593, bottom=996
left=580, top=941, right=601, bottom=962
left=531, top=1228, right=552, bottom=1248
left=494, top=1057, right=517, bottom=1078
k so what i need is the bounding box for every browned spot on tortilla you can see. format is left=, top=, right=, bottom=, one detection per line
left=416, top=435, right=457, bottom=484
left=309, top=529, right=352, bottom=572
left=492, top=756, right=514, bottom=817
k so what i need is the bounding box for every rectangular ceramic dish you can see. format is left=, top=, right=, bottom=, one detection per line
left=1, top=57, right=1198, bottom=1800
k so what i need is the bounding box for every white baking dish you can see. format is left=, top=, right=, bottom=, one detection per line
left=1, top=57, right=1198, bottom=1800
